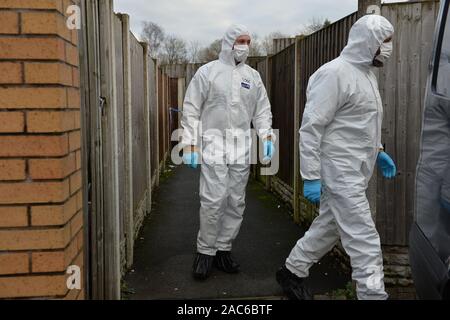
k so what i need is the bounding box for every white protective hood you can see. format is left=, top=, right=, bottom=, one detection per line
left=341, top=15, right=394, bottom=67
left=219, top=24, right=250, bottom=66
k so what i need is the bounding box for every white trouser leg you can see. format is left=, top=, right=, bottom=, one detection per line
left=286, top=191, right=340, bottom=278
left=330, top=190, right=388, bottom=300
left=197, top=163, right=229, bottom=256
left=216, top=164, right=251, bottom=251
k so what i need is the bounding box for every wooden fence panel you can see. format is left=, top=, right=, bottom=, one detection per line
left=254, top=59, right=269, bottom=184
left=162, top=64, right=187, bottom=78
left=130, top=34, right=148, bottom=212
left=169, top=77, right=179, bottom=149
left=270, top=44, right=296, bottom=187
left=149, top=58, right=159, bottom=179
left=376, top=1, right=440, bottom=245
left=273, top=37, right=296, bottom=54
left=158, top=69, right=164, bottom=162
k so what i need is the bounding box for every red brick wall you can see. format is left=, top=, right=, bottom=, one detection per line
left=0, top=0, right=84, bottom=299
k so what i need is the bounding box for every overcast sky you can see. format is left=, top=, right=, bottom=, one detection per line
left=113, top=0, right=406, bottom=46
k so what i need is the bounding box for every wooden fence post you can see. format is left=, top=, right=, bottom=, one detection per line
left=83, top=0, right=103, bottom=300
left=142, top=42, right=153, bottom=214
left=99, top=0, right=121, bottom=299
left=120, top=14, right=134, bottom=270
left=79, top=0, right=91, bottom=299
left=163, top=74, right=168, bottom=170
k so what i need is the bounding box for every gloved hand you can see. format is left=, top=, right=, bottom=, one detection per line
left=263, top=140, right=275, bottom=162
left=183, top=151, right=199, bottom=169
left=303, top=180, right=321, bottom=205
left=377, top=152, right=397, bottom=179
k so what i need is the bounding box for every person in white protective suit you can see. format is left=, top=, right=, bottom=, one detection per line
left=276, top=15, right=397, bottom=300
left=181, top=24, right=276, bottom=280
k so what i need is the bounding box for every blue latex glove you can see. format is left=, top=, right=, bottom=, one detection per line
left=377, top=152, right=397, bottom=179
left=303, top=180, right=321, bottom=205
left=263, top=140, right=275, bottom=162
left=182, top=152, right=199, bottom=169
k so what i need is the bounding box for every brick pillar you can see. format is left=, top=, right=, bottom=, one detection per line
left=0, top=0, right=84, bottom=299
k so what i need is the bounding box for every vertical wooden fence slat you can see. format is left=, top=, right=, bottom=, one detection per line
left=120, top=14, right=134, bottom=270
left=113, top=13, right=126, bottom=270
left=88, top=0, right=104, bottom=299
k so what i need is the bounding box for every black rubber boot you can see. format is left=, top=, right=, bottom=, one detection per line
left=276, top=266, right=313, bottom=300
left=192, top=253, right=215, bottom=280
left=214, top=251, right=240, bottom=273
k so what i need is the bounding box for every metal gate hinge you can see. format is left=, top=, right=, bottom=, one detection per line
left=99, top=97, right=106, bottom=115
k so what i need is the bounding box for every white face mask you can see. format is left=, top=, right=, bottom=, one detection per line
left=375, top=41, right=393, bottom=64
left=233, top=44, right=249, bottom=63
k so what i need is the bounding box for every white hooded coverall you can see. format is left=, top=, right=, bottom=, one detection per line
left=181, top=24, right=274, bottom=256
left=286, top=15, right=394, bottom=300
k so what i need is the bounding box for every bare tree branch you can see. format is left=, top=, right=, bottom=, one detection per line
left=162, top=35, right=188, bottom=64
left=199, top=39, right=222, bottom=63
left=188, top=40, right=202, bottom=64
left=249, top=33, right=264, bottom=57
left=141, top=21, right=165, bottom=59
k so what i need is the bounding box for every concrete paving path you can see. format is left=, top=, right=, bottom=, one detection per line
left=123, top=165, right=350, bottom=300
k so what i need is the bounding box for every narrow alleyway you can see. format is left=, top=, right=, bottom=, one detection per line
left=123, top=165, right=351, bottom=300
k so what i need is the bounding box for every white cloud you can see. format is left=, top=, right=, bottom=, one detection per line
left=113, top=0, right=360, bottom=45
